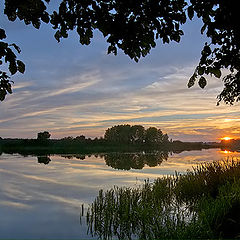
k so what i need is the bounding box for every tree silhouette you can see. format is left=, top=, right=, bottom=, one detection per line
left=104, top=124, right=169, bottom=146
left=1, top=0, right=239, bottom=104
left=145, top=127, right=165, bottom=145
left=37, top=131, right=51, bottom=140
left=104, top=124, right=132, bottom=144
left=75, top=135, right=86, bottom=142
left=130, top=125, right=145, bottom=144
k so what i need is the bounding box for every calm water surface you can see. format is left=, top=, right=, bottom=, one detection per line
left=0, top=149, right=240, bottom=239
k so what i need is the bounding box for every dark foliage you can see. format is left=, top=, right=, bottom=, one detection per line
left=104, top=124, right=169, bottom=146
left=37, top=131, right=51, bottom=140
left=0, top=0, right=239, bottom=103
left=0, top=28, right=25, bottom=101
left=83, top=160, right=240, bottom=239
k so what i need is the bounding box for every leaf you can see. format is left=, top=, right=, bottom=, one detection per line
left=0, top=28, right=6, bottom=40
left=17, top=60, right=25, bottom=73
left=187, top=6, right=194, bottom=20
left=41, top=12, right=50, bottom=23
left=54, top=30, right=61, bottom=42
left=175, top=23, right=179, bottom=30
left=212, top=68, right=221, bottom=78
left=198, top=67, right=205, bottom=75
left=198, top=76, right=207, bottom=89
left=172, top=33, right=181, bottom=43
left=188, top=74, right=196, bottom=88
left=32, top=20, right=41, bottom=29
left=0, top=89, right=6, bottom=101
left=60, top=28, right=68, bottom=38
left=201, top=24, right=207, bottom=34
left=9, top=62, right=17, bottom=75
left=6, top=83, right=12, bottom=94
left=202, top=45, right=211, bottom=56
left=11, top=43, right=21, bottom=54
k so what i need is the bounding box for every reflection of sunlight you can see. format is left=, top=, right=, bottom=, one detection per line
left=221, top=150, right=232, bottom=154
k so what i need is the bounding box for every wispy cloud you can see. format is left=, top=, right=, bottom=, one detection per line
left=1, top=18, right=240, bottom=140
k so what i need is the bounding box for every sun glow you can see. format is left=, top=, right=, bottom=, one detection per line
left=221, top=137, right=232, bottom=141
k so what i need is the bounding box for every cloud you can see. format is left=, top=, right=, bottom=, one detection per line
left=1, top=62, right=240, bottom=140
left=1, top=16, right=240, bottom=140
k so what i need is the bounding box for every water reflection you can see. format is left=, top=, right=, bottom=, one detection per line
left=60, top=154, right=86, bottom=160
left=105, top=152, right=168, bottom=170
left=37, top=156, right=51, bottom=165
left=221, top=150, right=233, bottom=154
left=35, top=150, right=240, bottom=171
left=220, top=148, right=240, bottom=154
left=39, top=152, right=169, bottom=170
left=1, top=149, right=240, bottom=239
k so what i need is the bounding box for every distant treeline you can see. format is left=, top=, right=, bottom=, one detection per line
left=0, top=124, right=220, bottom=155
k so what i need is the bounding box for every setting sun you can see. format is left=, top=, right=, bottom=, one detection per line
left=221, top=137, right=232, bottom=141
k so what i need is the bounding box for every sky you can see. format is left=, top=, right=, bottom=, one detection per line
left=1, top=2, right=240, bottom=142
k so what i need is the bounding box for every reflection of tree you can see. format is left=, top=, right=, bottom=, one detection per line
left=146, top=152, right=168, bottom=167
left=105, top=152, right=168, bottom=170
left=37, top=156, right=51, bottom=165
left=105, top=154, right=144, bottom=170
left=76, top=155, right=86, bottom=160
left=35, top=152, right=169, bottom=169
left=61, top=154, right=86, bottom=160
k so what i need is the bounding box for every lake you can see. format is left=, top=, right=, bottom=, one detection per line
left=0, top=149, right=240, bottom=239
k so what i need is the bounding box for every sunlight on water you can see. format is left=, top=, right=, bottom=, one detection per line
left=0, top=149, right=240, bottom=239
left=221, top=150, right=233, bottom=154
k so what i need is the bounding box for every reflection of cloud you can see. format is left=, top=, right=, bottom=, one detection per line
left=35, top=192, right=86, bottom=209
left=3, top=151, right=240, bottom=238
left=1, top=182, right=33, bottom=201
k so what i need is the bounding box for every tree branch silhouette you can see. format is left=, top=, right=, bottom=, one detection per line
left=1, top=0, right=239, bottom=104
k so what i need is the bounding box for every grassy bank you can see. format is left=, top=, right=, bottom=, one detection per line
left=82, top=159, right=240, bottom=239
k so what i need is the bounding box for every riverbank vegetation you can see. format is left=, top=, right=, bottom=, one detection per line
left=81, top=159, right=240, bottom=239
left=0, top=124, right=219, bottom=155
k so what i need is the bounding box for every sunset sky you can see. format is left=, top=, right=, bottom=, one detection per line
left=1, top=3, right=240, bottom=142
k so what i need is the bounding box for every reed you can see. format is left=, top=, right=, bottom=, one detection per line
left=81, top=159, right=240, bottom=239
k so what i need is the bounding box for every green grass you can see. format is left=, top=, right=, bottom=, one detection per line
left=81, top=159, right=240, bottom=239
